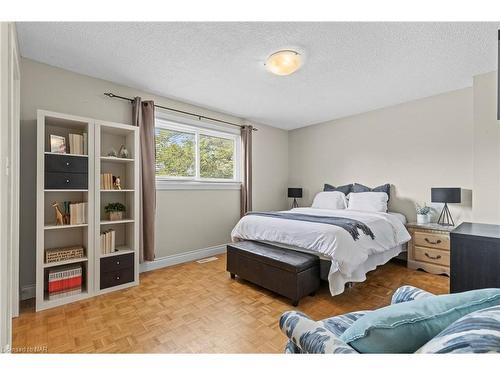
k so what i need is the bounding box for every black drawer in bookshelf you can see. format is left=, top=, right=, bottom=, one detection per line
left=100, top=253, right=135, bottom=289
left=45, top=172, right=88, bottom=189
left=45, top=154, right=88, bottom=173
left=45, top=154, right=88, bottom=190
left=101, top=252, right=134, bottom=272
left=100, top=266, right=134, bottom=290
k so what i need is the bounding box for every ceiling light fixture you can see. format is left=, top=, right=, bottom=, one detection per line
left=265, top=50, right=302, bottom=76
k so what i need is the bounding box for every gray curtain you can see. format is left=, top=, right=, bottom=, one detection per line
left=132, top=97, right=156, bottom=262
left=240, top=125, right=253, bottom=217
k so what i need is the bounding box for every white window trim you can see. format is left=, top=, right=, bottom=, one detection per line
left=155, top=111, right=242, bottom=190
left=156, top=180, right=241, bottom=191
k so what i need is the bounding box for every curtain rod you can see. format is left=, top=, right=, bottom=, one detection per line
left=104, top=92, right=257, bottom=131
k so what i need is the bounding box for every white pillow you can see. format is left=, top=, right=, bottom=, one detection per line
left=311, top=191, right=347, bottom=210
left=347, top=192, right=388, bottom=212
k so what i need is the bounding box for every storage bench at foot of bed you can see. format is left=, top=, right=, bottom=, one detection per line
left=226, top=241, right=320, bottom=306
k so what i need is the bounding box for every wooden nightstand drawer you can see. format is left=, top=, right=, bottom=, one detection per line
left=406, top=223, right=453, bottom=276
left=414, top=246, right=450, bottom=267
left=414, top=231, right=449, bottom=250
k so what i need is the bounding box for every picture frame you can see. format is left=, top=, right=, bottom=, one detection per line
left=50, top=135, right=66, bottom=154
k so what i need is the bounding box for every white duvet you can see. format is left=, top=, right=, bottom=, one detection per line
left=231, top=207, right=411, bottom=295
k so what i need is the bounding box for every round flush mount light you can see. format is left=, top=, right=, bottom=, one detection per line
left=265, top=50, right=302, bottom=76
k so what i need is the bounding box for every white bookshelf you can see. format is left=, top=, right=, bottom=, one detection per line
left=44, top=152, right=89, bottom=158
left=94, top=120, right=139, bottom=295
left=36, top=110, right=139, bottom=311
left=99, top=156, right=135, bottom=163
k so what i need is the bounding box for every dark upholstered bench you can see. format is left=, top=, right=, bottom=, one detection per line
left=226, top=241, right=320, bottom=306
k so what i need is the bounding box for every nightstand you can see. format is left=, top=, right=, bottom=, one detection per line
left=406, top=222, right=454, bottom=276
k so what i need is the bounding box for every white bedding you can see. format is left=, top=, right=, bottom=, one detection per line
left=231, top=207, right=411, bottom=296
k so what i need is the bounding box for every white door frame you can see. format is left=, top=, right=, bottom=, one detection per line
left=0, top=21, right=20, bottom=353
left=9, top=23, right=20, bottom=319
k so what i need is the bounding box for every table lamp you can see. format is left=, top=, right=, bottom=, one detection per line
left=431, top=187, right=461, bottom=226
left=288, top=188, right=302, bottom=209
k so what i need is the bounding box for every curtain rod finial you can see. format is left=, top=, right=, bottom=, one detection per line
left=104, top=92, right=114, bottom=98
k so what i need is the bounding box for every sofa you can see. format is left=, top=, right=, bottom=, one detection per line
left=279, top=285, right=500, bottom=354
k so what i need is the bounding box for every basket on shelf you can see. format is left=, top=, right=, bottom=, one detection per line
left=108, top=211, right=123, bottom=221
left=45, top=246, right=85, bottom=263
left=105, top=202, right=126, bottom=221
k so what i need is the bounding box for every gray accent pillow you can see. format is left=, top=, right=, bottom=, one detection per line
left=352, top=183, right=391, bottom=200
left=324, top=183, right=353, bottom=195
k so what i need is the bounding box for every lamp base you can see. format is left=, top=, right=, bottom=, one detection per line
left=292, top=198, right=299, bottom=209
left=437, top=203, right=454, bottom=226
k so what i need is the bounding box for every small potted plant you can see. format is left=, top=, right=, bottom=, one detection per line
left=105, top=202, right=126, bottom=221
left=416, top=203, right=431, bottom=224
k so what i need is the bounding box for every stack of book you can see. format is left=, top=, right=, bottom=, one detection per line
left=100, top=230, right=116, bottom=254
left=100, top=173, right=114, bottom=190
left=69, top=202, right=87, bottom=225
left=68, top=133, right=87, bottom=155
left=47, top=265, right=83, bottom=300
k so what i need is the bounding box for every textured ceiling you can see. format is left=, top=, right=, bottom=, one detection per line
left=16, top=22, right=500, bottom=129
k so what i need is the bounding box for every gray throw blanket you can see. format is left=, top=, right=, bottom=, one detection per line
left=246, top=211, right=375, bottom=241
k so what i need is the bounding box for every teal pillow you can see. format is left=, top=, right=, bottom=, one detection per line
left=340, top=289, right=500, bottom=353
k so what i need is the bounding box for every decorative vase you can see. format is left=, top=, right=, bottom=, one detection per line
left=417, top=214, right=430, bottom=224
left=108, top=211, right=123, bottom=221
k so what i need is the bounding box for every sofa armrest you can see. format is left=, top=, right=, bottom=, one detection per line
left=391, top=285, right=435, bottom=305
left=279, top=311, right=357, bottom=354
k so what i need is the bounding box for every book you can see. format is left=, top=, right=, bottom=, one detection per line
left=48, top=275, right=82, bottom=293
left=106, top=231, right=111, bottom=253
left=111, top=230, right=115, bottom=254
left=68, top=202, right=87, bottom=225
left=83, top=133, right=88, bottom=155
left=100, top=233, right=105, bottom=254
left=68, top=134, right=73, bottom=154
left=77, top=134, right=83, bottom=154
left=100, top=230, right=116, bottom=254
left=47, top=265, right=83, bottom=300
left=70, top=203, right=75, bottom=225
left=100, top=173, right=114, bottom=190
left=48, top=287, right=82, bottom=301
left=68, top=133, right=85, bottom=155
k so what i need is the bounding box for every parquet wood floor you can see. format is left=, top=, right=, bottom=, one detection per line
left=13, top=254, right=449, bottom=353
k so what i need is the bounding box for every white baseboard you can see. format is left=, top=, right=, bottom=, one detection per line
left=20, top=283, right=35, bottom=301
left=140, top=244, right=227, bottom=273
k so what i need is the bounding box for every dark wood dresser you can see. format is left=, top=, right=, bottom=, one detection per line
left=450, top=222, right=500, bottom=293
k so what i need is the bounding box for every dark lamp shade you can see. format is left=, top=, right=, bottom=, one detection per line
left=288, top=188, right=303, bottom=198
left=431, top=188, right=461, bottom=204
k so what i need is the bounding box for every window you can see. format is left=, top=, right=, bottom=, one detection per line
left=155, top=128, right=196, bottom=178
left=155, top=116, right=241, bottom=189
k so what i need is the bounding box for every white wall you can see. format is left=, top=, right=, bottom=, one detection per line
left=472, top=71, right=500, bottom=223
left=253, top=123, right=289, bottom=211
left=20, top=58, right=289, bottom=293
left=288, top=88, right=474, bottom=223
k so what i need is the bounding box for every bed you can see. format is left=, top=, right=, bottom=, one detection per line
left=231, top=206, right=411, bottom=296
